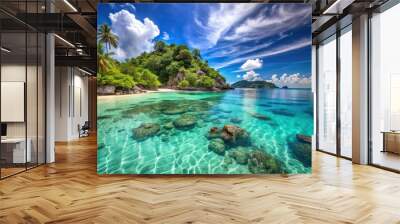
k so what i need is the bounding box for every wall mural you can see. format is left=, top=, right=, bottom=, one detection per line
left=97, top=3, right=313, bottom=174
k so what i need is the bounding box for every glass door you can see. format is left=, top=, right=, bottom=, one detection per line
left=0, top=1, right=47, bottom=179
left=370, top=3, right=400, bottom=171
left=339, top=26, right=352, bottom=158
left=1, top=30, right=28, bottom=178
left=317, top=35, right=337, bottom=154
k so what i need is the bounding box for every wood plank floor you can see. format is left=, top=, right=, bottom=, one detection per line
left=1, top=135, right=400, bottom=224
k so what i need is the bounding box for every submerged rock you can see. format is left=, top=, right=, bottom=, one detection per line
left=266, top=120, right=278, bottom=127
left=122, top=105, right=156, bottom=116
left=223, top=154, right=233, bottom=165
left=304, top=110, right=313, bottom=116
left=197, top=120, right=206, bottom=128
left=229, top=147, right=250, bottom=165
left=132, top=123, right=161, bottom=141
left=173, top=114, right=197, bottom=130
left=208, top=138, right=226, bottom=155
left=221, top=125, right=250, bottom=146
left=217, top=114, right=229, bottom=120
left=296, top=134, right=312, bottom=144
left=258, top=103, right=272, bottom=108
left=161, top=106, right=187, bottom=115
left=207, top=125, right=251, bottom=146
left=160, top=134, right=169, bottom=142
left=105, top=107, right=123, bottom=112
left=207, top=127, right=221, bottom=139
left=271, top=109, right=295, bottom=117
left=249, top=112, right=271, bottom=121
left=212, top=119, right=223, bottom=124
left=216, top=108, right=232, bottom=114
left=189, top=101, right=213, bottom=113
left=98, top=115, right=113, bottom=120
left=163, top=122, right=175, bottom=130
left=288, top=141, right=311, bottom=167
left=248, top=150, right=282, bottom=174
left=230, top=117, right=243, bottom=124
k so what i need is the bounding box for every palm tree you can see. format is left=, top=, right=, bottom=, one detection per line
left=97, top=43, right=114, bottom=72
left=98, top=24, right=119, bottom=52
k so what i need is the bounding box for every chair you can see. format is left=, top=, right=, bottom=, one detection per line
left=79, top=121, right=90, bottom=138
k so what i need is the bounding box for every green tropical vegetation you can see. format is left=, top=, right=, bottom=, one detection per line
left=98, top=24, right=119, bottom=52
left=97, top=25, right=229, bottom=94
left=97, top=43, right=113, bottom=72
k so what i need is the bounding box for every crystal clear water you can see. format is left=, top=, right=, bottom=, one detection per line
left=97, top=89, right=313, bottom=174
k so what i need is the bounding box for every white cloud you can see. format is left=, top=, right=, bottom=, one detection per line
left=240, top=58, right=263, bottom=71
left=270, top=73, right=311, bottom=88
left=109, top=10, right=160, bottom=60
left=240, top=71, right=311, bottom=87
left=236, top=75, right=241, bottom=78
left=113, top=48, right=127, bottom=61
left=278, top=32, right=291, bottom=40
left=191, top=4, right=259, bottom=49
left=206, top=41, right=273, bottom=60
left=224, top=4, right=311, bottom=41
left=243, top=70, right=263, bottom=81
left=109, top=3, right=136, bottom=11
left=122, top=3, right=136, bottom=11
left=213, top=37, right=310, bottom=69
left=203, top=5, right=308, bottom=59
left=162, top=32, right=170, bottom=41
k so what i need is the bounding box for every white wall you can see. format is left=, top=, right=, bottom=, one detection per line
left=1, top=65, right=42, bottom=137
left=72, top=73, right=89, bottom=138
left=1, top=65, right=26, bottom=139
left=55, top=66, right=69, bottom=141
left=54, top=67, right=89, bottom=141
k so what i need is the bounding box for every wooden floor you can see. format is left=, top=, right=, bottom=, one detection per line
left=1, top=136, right=400, bottom=224
left=1, top=167, right=26, bottom=178
left=372, top=150, right=400, bottom=171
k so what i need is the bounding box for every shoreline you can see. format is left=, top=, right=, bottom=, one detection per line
left=97, top=87, right=307, bottom=100
left=97, top=87, right=234, bottom=100
left=97, top=88, right=179, bottom=100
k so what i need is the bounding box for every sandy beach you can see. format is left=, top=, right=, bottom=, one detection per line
left=97, top=88, right=179, bottom=100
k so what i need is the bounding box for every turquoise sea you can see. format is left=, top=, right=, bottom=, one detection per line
left=97, top=88, right=313, bottom=174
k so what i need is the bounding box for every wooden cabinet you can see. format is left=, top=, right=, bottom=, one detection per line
left=382, top=132, right=400, bottom=154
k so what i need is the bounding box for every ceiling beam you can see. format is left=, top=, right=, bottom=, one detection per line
left=55, top=55, right=96, bottom=72
left=67, top=13, right=97, bottom=46
left=322, top=0, right=356, bottom=14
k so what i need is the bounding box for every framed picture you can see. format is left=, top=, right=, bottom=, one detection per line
left=97, top=3, right=313, bottom=174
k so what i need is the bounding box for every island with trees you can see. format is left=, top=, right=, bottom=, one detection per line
left=97, top=24, right=230, bottom=95
left=231, top=80, right=277, bottom=89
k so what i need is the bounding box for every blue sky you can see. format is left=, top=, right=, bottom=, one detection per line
left=98, top=3, right=312, bottom=88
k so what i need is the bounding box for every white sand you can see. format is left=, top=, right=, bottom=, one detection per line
left=97, top=88, right=179, bottom=100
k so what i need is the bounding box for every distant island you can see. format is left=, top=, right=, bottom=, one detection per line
left=231, top=80, right=277, bottom=89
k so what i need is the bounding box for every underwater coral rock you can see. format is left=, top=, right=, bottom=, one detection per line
left=132, top=123, right=161, bottom=141
left=173, top=114, right=197, bottom=130
left=248, top=150, right=282, bottom=174
left=208, top=138, right=226, bottom=155
left=221, top=125, right=251, bottom=146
